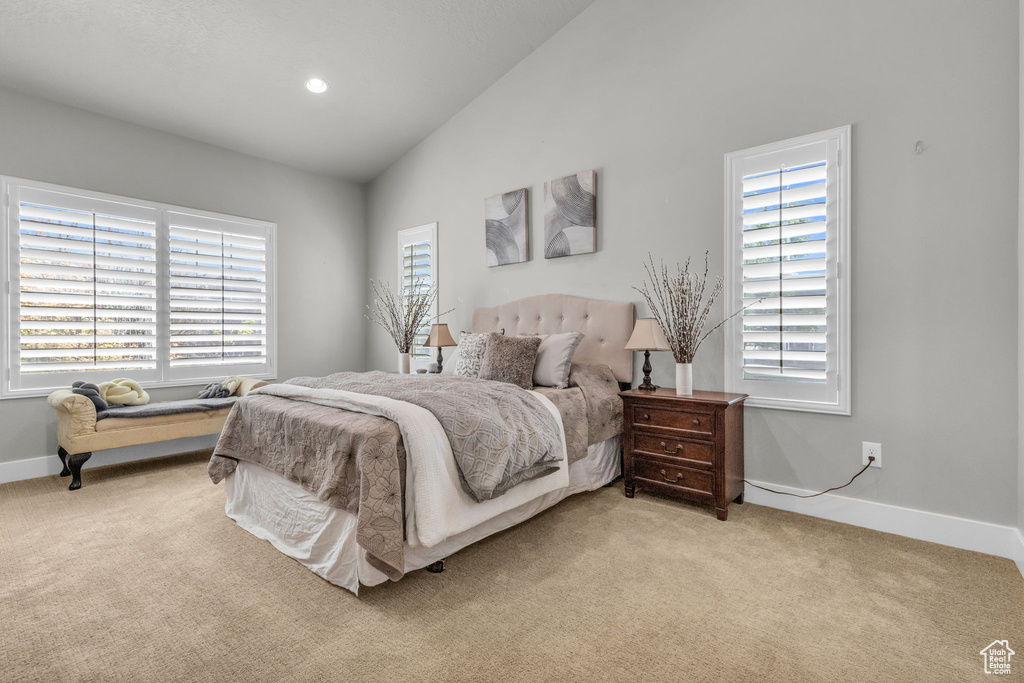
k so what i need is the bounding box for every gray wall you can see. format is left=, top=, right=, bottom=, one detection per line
left=367, top=0, right=1020, bottom=525
left=0, top=86, right=367, bottom=466
left=1019, top=0, right=1024, bottom=536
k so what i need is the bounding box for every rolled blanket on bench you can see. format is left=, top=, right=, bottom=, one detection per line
left=98, top=378, right=150, bottom=406
left=199, top=382, right=232, bottom=399
left=71, top=382, right=108, bottom=411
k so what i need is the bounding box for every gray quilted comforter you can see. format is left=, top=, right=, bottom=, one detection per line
left=208, top=363, right=622, bottom=582
left=288, top=371, right=564, bottom=502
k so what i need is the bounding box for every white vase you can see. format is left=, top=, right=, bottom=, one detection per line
left=398, top=352, right=411, bottom=374
left=675, top=362, right=693, bottom=396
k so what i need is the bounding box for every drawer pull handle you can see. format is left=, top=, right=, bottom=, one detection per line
left=660, top=468, right=683, bottom=482
left=691, top=418, right=701, bottom=426
left=660, top=441, right=682, bottom=454
left=642, top=413, right=650, bottom=420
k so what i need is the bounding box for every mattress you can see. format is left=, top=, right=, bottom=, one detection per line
left=223, top=435, right=622, bottom=594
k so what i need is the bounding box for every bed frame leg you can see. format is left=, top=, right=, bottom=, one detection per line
left=58, top=447, right=71, bottom=477
left=67, top=452, right=92, bottom=491
left=426, top=559, right=445, bottom=573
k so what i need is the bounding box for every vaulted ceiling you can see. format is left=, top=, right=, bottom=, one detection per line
left=0, top=0, right=594, bottom=182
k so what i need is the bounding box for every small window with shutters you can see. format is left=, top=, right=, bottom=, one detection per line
left=1, top=177, right=276, bottom=397
left=397, top=223, right=437, bottom=364
left=723, top=127, right=850, bottom=415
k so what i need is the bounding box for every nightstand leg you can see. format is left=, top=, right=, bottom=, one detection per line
left=716, top=507, right=728, bottom=521
left=734, top=492, right=744, bottom=505
left=624, top=485, right=635, bottom=499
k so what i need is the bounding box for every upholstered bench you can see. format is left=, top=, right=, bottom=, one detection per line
left=46, top=377, right=267, bottom=491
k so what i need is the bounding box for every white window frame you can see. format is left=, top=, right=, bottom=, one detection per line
left=1, top=176, right=277, bottom=398
left=396, top=223, right=438, bottom=370
left=723, top=126, right=851, bottom=415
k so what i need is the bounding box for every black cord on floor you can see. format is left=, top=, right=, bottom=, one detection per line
left=743, top=457, right=875, bottom=499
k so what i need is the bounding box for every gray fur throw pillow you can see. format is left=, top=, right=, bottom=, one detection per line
left=478, top=335, right=542, bottom=390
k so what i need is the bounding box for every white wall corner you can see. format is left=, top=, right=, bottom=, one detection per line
left=1014, top=528, right=1024, bottom=578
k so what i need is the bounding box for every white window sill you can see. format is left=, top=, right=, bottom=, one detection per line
left=742, top=395, right=851, bottom=416
left=0, top=373, right=277, bottom=400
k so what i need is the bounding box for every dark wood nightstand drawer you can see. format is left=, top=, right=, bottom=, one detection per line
left=633, top=432, right=714, bottom=467
left=633, top=456, right=714, bottom=497
left=631, top=405, right=714, bottom=438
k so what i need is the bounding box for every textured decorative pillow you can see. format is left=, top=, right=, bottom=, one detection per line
left=521, top=332, right=585, bottom=389
left=453, top=332, right=499, bottom=378
left=478, top=335, right=542, bottom=390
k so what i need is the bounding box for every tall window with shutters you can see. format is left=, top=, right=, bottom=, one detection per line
left=723, top=127, right=850, bottom=414
left=1, top=178, right=276, bottom=397
left=167, top=213, right=271, bottom=380
left=397, top=223, right=438, bottom=365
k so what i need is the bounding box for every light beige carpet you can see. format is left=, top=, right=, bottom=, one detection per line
left=1, top=451, right=1021, bottom=682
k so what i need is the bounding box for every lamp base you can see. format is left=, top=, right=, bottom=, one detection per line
left=637, top=350, right=657, bottom=391
left=435, top=346, right=444, bottom=374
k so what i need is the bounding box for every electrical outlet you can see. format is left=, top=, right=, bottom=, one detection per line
left=862, top=442, right=881, bottom=468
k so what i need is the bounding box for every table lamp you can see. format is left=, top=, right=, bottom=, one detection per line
left=426, top=323, right=457, bottom=373
left=625, top=318, right=671, bottom=391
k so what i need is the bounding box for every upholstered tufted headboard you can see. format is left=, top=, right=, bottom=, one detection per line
left=471, top=294, right=636, bottom=383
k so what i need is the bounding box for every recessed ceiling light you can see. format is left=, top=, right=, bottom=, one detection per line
left=305, top=78, right=328, bottom=94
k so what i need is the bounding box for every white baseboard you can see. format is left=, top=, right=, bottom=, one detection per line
left=745, top=479, right=1024, bottom=580
left=0, top=435, right=218, bottom=485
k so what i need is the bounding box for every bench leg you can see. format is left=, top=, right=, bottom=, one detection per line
left=67, top=452, right=92, bottom=491
left=58, top=447, right=71, bottom=477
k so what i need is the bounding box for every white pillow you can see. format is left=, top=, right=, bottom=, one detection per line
left=523, top=332, right=584, bottom=388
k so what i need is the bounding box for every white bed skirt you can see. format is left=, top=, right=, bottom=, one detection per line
left=223, top=436, right=622, bottom=594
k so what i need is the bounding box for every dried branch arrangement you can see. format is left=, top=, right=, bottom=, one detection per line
left=634, top=252, right=758, bottom=364
left=366, top=277, right=453, bottom=353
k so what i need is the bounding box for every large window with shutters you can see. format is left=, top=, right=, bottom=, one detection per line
left=1, top=177, right=276, bottom=397
left=397, top=223, right=437, bottom=366
left=723, top=127, right=850, bottom=414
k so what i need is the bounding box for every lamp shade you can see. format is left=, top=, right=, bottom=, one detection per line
left=625, top=318, right=671, bottom=351
left=426, top=323, right=457, bottom=348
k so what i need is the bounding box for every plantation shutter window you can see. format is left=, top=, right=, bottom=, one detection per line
left=167, top=213, right=272, bottom=380
left=397, top=223, right=438, bottom=365
left=723, top=127, right=850, bottom=415
left=12, top=187, right=159, bottom=391
left=3, top=177, right=276, bottom=397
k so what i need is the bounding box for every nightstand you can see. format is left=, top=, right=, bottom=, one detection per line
left=620, top=388, right=746, bottom=521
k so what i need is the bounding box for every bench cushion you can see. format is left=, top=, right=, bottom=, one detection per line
left=96, top=407, right=235, bottom=432
left=96, top=396, right=239, bottom=421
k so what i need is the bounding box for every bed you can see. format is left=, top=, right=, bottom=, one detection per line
left=209, top=294, right=636, bottom=594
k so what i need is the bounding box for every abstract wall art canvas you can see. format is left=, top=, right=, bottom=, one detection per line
left=544, top=170, right=596, bottom=259
left=485, top=188, right=529, bottom=266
